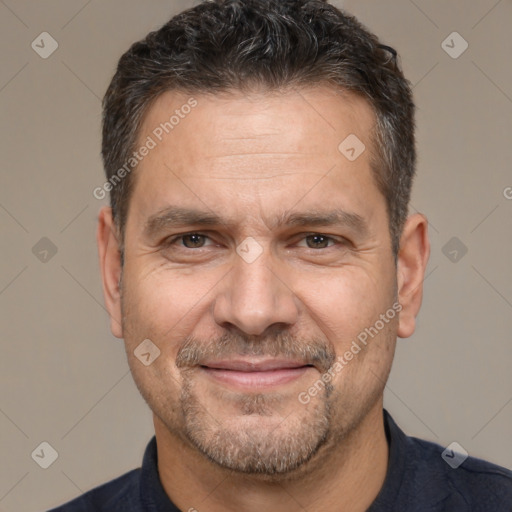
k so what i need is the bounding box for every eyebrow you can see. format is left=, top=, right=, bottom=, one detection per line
left=143, top=206, right=369, bottom=238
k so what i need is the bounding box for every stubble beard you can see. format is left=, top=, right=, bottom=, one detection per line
left=121, top=287, right=396, bottom=478
left=176, top=370, right=334, bottom=477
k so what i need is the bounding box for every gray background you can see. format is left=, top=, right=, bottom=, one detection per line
left=0, top=0, right=511, bottom=510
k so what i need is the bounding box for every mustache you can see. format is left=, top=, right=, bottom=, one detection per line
left=175, top=331, right=336, bottom=374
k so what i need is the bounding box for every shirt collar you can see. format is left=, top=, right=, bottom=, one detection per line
left=139, top=436, right=180, bottom=511
left=367, top=408, right=407, bottom=509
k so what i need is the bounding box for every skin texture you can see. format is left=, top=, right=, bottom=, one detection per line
left=97, top=86, right=430, bottom=512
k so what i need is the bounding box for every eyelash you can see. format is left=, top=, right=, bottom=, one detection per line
left=163, top=232, right=347, bottom=250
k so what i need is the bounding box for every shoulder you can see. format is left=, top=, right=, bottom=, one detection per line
left=378, top=411, right=512, bottom=511
left=406, top=434, right=512, bottom=510
left=47, top=468, right=141, bottom=512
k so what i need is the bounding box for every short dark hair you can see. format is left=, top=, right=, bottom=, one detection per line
left=102, top=0, right=415, bottom=257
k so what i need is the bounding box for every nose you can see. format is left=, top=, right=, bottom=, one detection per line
left=212, top=249, right=299, bottom=336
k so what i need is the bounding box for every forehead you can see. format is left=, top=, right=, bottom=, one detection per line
left=139, top=85, right=375, bottom=161
left=131, top=85, right=384, bottom=231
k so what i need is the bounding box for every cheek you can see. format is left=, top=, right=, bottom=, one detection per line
left=294, top=266, right=391, bottom=342
left=121, top=263, right=220, bottom=350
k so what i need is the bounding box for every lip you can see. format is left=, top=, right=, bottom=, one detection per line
left=202, top=359, right=311, bottom=372
left=200, top=359, right=314, bottom=389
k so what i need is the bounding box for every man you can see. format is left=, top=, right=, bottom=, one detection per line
left=51, top=0, right=512, bottom=510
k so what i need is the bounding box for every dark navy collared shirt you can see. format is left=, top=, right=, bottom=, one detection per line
left=48, top=409, right=512, bottom=511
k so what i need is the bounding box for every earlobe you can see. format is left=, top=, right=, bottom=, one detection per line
left=96, top=207, right=124, bottom=339
left=396, top=213, right=430, bottom=339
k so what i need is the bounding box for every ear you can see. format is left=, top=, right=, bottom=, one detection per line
left=97, top=206, right=123, bottom=339
left=396, top=213, right=430, bottom=338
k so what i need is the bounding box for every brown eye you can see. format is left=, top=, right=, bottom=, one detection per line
left=304, top=234, right=333, bottom=249
left=181, top=233, right=208, bottom=248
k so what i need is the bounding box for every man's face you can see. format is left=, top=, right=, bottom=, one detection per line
left=116, top=87, right=400, bottom=475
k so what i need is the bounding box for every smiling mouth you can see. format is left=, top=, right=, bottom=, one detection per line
left=199, top=359, right=315, bottom=389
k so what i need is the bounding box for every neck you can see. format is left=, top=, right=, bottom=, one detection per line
left=154, top=402, right=389, bottom=512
